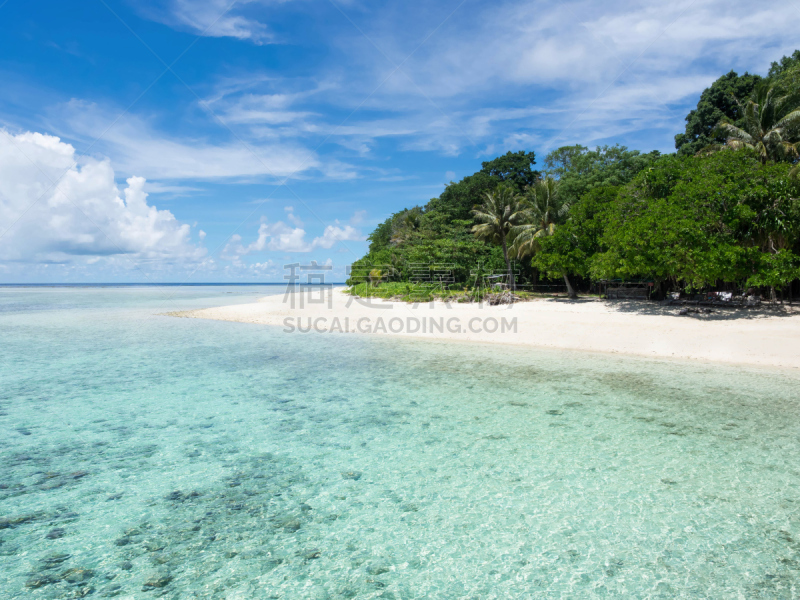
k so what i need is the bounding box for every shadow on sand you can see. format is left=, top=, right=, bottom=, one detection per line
left=549, top=297, right=800, bottom=321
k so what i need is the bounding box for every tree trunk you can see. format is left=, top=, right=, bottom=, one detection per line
left=501, top=235, right=515, bottom=291
left=563, top=273, right=577, bottom=299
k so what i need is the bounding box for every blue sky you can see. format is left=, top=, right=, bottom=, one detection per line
left=0, top=0, right=798, bottom=282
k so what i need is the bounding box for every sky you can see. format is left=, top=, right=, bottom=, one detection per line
left=0, top=0, right=798, bottom=283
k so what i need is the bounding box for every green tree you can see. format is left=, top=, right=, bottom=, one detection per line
left=768, top=49, right=800, bottom=91
left=425, top=171, right=498, bottom=224
left=479, top=151, right=539, bottom=190
left=675, top=71, right=761, bottom=156
left=532, top=186, right=619, bottom=284
left=713, top=82, right=800, bottom=171
left=389, top=207, right=423, bottom=245
left=591, top=150, right=800, bottom=291
left=544, top=144, right=660, bottom=205
left=472, top=185, right=525, bottom=290
left=509, top=177, right=576, bottom=297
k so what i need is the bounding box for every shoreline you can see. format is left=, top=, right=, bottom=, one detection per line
left=166, top=288, right=800, bottom=369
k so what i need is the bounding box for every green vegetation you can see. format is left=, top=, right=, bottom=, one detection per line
left=345, top=281, right=542, bottom=304
left=471, top=185, right=525, bottom=291
left=348, top=50, right=800, bottom=302
left=711, top=82, right=800, bottom=171
left=675, top=70, right=761, bottom=156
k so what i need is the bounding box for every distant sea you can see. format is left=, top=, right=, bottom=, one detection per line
left=1, top=286, right=798, bottom=598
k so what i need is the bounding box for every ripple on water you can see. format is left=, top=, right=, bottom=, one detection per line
left=1, top=288, right=800, bottom=598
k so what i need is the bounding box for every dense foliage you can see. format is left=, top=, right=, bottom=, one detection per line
left=535, top=151, right=800, bottom=290
left=543, top=145, right=661, bottom=204
left=674, top=71, right=761, bottom=156
left=350, top=50, right=800, bottom=299
left=350, top=151, right=539, bottom=286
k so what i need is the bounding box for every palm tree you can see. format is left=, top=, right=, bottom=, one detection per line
left=712, top=82, right=800, bottom=175
left=510, top=176, right=577, bottom=298
left=472, top=185, right=524, bottom=291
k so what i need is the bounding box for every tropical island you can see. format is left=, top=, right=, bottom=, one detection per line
left=170, top=50, right=800, bottom=369
left=346, top=50, right=800, bottom=306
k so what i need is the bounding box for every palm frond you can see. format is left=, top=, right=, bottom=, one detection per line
left=775, top=109, right=800, bottom=131
left=725, top=140, right=754, bottom=151
left=717, top=122, right=755, bottom=144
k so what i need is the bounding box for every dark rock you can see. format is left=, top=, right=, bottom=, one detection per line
left=25, top=574, right=57, bottom=588
left=61, top=568, right=95, bottom=583
left=70, top=471, right=90, bottom=479
left=142, top=574, right=172, bottom=589
left=46, top=528, right=66, bottom=539
left=119, top=561, right=133, bottom=571
left=2, top=512, right=44, bottom=528
left=299, top=503, right=312, bottom=512
left=114, top=537, right=131, bottom=547
left=40, top=553, right=71, bottom=568
left=341, top=471, right=362, bottom=481
left=143, top=540, right=166, bottom=552
left=366, top=565, right=389, bottom=575
left=282, top=520, right=301, bottom=533
left=102, top=583, right=123, bottom=597
left=165, top=491, right=183, bottom=502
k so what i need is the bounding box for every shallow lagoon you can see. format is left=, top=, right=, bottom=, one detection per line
left=1, top=286, right=799, bottom=598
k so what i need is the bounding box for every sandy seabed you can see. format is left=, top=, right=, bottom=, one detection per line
left=168, top=288, right=800, bottom=369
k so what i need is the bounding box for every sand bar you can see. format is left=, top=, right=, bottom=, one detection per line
left=168, top=288, right=800, bottom=369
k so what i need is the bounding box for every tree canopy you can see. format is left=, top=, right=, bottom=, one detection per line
left=479, top=150, right=539, bottom=190
left=675, top=71, right=761, bottom=156
left=543, top=144, right=660, bottom=204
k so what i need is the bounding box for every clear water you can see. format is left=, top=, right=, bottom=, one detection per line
left=1, top=287, right=799, bottom=599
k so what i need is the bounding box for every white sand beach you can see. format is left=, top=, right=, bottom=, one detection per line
left=168, top=288, right=800, bottom=369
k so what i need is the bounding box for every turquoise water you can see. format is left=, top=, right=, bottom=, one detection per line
left=1, top=287, right=799, bottom=599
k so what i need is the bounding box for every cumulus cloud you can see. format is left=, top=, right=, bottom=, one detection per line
left=0, top=130, right=206, bottom=268
left=222, top=213, right=363, bottom=258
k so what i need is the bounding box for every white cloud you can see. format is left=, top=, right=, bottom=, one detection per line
left=61, top=100, right=321, bottom=181
left=349, top=210, right=366, bottom=225
left=0, top=130, right=207, bottom=269
left=309, top=0, right=800, bottom=154
left=222, top=213, right=363, bottom=258
left=156, top=0, right=286, bottom=44
left=285, top=206, right=303, bottom=227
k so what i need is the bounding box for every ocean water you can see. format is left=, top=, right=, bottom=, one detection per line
left=1, top=286, right=799, bottom=599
